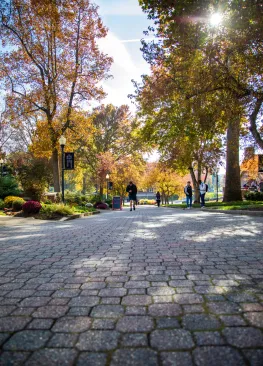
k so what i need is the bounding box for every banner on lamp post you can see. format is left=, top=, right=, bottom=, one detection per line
left=64, top=153, right=74, bottom=170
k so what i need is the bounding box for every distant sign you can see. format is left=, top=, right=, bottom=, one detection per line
left=259, top=155, right=263, bottom=172
left=64, top=152, right=74, bottom=170
left=112, top=196, right=122, bottom=210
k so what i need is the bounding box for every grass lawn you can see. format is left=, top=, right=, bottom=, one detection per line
left=164, top=201, right=263, bottom=210
left=0, top=210, right=6, bottom=216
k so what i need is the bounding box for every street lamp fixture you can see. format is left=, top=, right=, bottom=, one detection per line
left=106, top=173, right=110, bottom=200
left=59, top=135, right=66, bottom=203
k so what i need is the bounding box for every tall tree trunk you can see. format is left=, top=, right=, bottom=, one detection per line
left=223, top=118, right=242, bottom=202
left=189, top=167, right=200, bottom=203
left=52, top=148, right=60, bottom=192
left=82, top=173, right=87, bottom=194
left=100, top=183, right=103, bottom=196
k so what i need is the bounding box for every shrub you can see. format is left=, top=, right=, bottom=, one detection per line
left=4, top=196, right=22, bottom=208
left=95, top=202, right=109, bottom=209
left=65, top=192, right=88, bottom=206
left=12, top=198, right=26, bottom=211
left=0, top=199, right=4, bottom=210
left=22, top=200, right=42, bottom=214
left=244, top=191, right=263, bottom=201
left=40, top=204, right=75, bottom=219
left=0, top=176, right=21, bottom=199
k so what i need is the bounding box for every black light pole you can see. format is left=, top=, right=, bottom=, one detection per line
left=59, top=135, right=66, bottom=203
left=216, top=171, right=219, bottom=202
left=106, top=173, right=109, bottom=200
left=0, top=159, right=3, bottom=177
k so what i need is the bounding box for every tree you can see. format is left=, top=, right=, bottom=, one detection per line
left=79, top=104, right=144, bottom=195
left=138, top=0, right=263, bottom=201
left=141, top=163, right=184, bottom=203
left=0, top=0, right=112, bottom=191
left=133, top=64, right=225, bottom=202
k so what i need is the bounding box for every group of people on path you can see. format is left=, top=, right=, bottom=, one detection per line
left=184, top=180, right=208, bottom=209
left=126, top=180, right=207, bottom=211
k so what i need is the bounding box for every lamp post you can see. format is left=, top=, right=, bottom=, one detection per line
left=106, top=173, right=109, bottom=200
left=0, top=159, right=4, bottom=177
left=59, top=135, right=66, bottom=203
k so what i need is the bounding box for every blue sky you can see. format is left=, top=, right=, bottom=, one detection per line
left=94, top=0, right=153, bottom=110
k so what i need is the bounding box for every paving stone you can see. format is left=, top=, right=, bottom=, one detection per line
left=49, top=298, right=70, bottom=306
left=169, top=280, right=194, bottom=287
left=160, top=352, right=193, bottom=366
left=243, top=312, right=263, bottom=327
left=47, top=333, right=78, bottom=348
left=68, top=307, right=91, bottom=316
left=0, top=306, right=17, bottom=316
left=156, top=317, right=180, bottom=329
left=128, top=289, right=146, bottom=295
left=20, top=297, right=51, bottom=307
left=183, top=304, right=204, bottom=313
left=27, top=319, right=54, bottom=330
left=194, top=331, right=225, bottom=346
left=121, top=333, right=148, bottom=347
left=219, top=315, right=247, bottom=326
left=182, top=314, right=221, bottom=330
left=148, top=304, right=182, bottom=317
left=243, top=349, right=263, bottom=366
left=111, top=349, right=158, bottom=366
left=125, top=281, right=150, bottom=289
left=207, top=302, right=242, bottom=314
left=193, top=346, right=246, bottom=366
left=241, top=303, right=263, bottom=312
left=90, top=305, right=124, bottom=318
left=52, top=289, right=80, bottom=298
left=76, top=352, right=107, bottom=366
left=91, top=319, right=115, bottom=329
left=68, top=296, right=99, bottom=307
left=11, top=307, right=35, bottom=316
left=147, top=287, right=175, bottom=296
left=125, top=306, right=147, bottom=315
left=173, top=294, right=203, bottom=304
left=0, top=332, right=10, bottom=346
left=223, top=327, right=263, bottom=347
left=0, top=317, right=31, bottom=332
left=0, top=351, right=30, bottom=365
left=81, top=282, right=106, bottom=289
left=116, top=316, right=154, bottom=332
left=76, top=330, right=120, bottom=351
left=25, top=348, right=78, bottom=365
left=32, top=306, right=68, bottom=318
left=3, top=330, right=51, bottom=351
left=52, top=316, right=91, bottom=332
left=99, top=288, right=127, bottom=297
left=101, top=297, right=120, bottom=304
left=226, top=293, right=257, bottom=302
left=122, top=295, right=152, bottom=306
left=204, top=295, right=226, bottom=302
left=150, top=329, right=194, bottom=350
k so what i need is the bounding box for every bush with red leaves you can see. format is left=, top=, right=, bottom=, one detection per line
left=22, top=200, right=42, bottom=214
left=94, top=202, right=109, bottom=209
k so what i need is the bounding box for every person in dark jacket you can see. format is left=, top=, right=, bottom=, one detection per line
left=184, top=181, right=193, bottom=209
left=156, top=191, right=161, bottom=207
left=126, top=181, right=137, bottom=211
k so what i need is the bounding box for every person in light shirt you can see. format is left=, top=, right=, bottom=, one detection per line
left=198, top=180, right=207, bottom=208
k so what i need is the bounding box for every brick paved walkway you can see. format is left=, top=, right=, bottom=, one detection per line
left=0, top=206, right=263, bottom=365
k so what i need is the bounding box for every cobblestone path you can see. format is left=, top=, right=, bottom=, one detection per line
left=0, top=206, right=263, bottom=365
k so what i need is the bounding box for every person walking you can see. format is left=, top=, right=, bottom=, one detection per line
left=184, top=181, right=193, bottom=209
left=198, top=179, right=207, bottom=208
left=156, top=191, right=161, bottom=207
left=126, top=181, right=137, bottom=211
